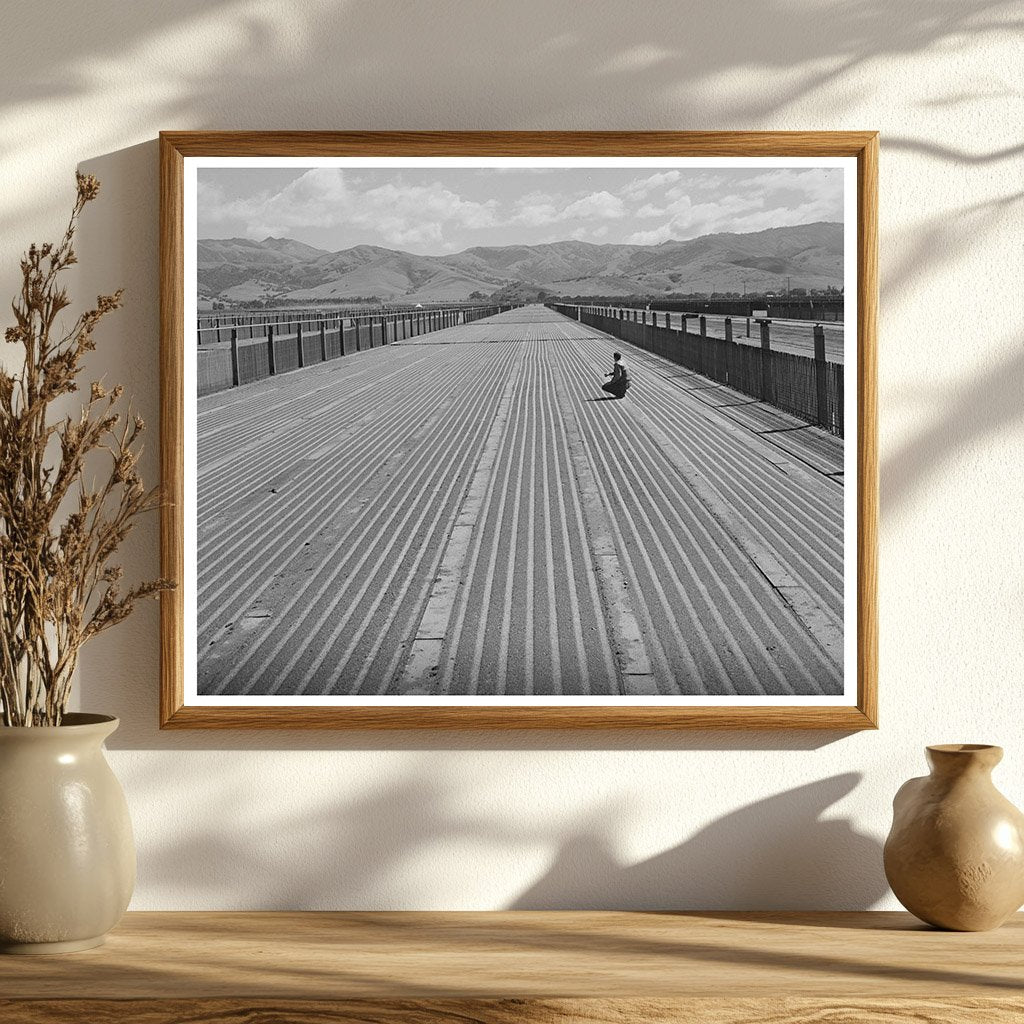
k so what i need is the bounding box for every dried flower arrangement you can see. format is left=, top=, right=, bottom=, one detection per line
left=0, top=173, right=172, bottom=726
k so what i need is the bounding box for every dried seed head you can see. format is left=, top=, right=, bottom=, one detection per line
left=76, top=171, right=101, bottom=203
left=113, top=450, right=138, bottom=482
left=95, top=291, right=123, bottom=314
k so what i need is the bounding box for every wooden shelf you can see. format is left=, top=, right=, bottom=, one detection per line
left=1, top=911, right=1021, bottom=1022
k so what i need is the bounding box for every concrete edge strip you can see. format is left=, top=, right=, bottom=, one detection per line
left=553, top=377, right=657, bottom=696
left=396, top=375, right=519, bottom=690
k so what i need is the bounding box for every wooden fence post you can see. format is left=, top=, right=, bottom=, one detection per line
left=320, top=320, right=328, bottom=362
left=723, top=317, right=733, bottom=386
left=699, top=315, right=707, bottom=375
left=759, top=320, right=772, bottom=403
left=267, top=324, right=276, bottom=376
left=296, top=322, right=304, bottom=368
left=354, top=318, right=361, bottom=352
left=814, top=324, right=829, bottom=428
left=230, top=327, right=239, bottom=387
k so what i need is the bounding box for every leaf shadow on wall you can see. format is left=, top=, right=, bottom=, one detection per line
left=877, top=178, right=1024, bottom=512
left=2, top=0, right=1016, bottom=139
left=883, top=337, right=1024, bottom=512
left=1, top=0, right=1018, bottom=245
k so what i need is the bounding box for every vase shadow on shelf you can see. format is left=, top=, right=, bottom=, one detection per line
left=125, top=761, right=1021, bottom=995
left=512, top=773, right=888, bottom=912
left=130, top=764, right=883, bottom=914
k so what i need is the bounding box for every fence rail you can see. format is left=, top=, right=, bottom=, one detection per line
left=197, top=305, right=511, bottom=397
left=553, top=296, right=843, bottom=321
left=197, top=301, right=485, bottom=336
left=550, top=304, right=843, bottom=437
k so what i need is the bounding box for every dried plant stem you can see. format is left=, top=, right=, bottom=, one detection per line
left=0, top=174, right=173, bottom=726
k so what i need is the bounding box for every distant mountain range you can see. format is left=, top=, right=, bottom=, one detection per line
left=197, top=222, right=843, bottom=304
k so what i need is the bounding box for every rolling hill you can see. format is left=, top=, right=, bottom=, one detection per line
left=197, top=222, right=843, bottom=304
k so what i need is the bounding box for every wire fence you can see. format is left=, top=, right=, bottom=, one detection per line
left=551, top=304, right=844, bottom=437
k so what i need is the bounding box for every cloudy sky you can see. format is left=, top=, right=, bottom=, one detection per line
left=197, top=165, right=844, bottom=255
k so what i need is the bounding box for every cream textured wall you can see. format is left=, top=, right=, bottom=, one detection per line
left=1, top=0, right=1021, bottom=910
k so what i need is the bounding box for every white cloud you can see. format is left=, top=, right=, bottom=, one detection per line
left=623, top=169, right=842, bottom=243
left=567, top=224, right=611, bottom=242
left=201, top=166, right=844, bottom=253
left=202, top=168, right=498, bottom=251
left=622, top=170, right=681, bottom=199
left=636, top=201, right=669, bottom=218
left=562, top=190, right=626, bottom=220
left=625, top=185, right=839, bottom=245
left=624, top=226, right=674, bottom=245
left=511, top=191, right=560, bottom=227
left=512, top=189, right=626, bottom=226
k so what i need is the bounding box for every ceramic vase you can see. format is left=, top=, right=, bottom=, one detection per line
left=884, top=744, right=1024, bottom=931
left=0, top=713, right=135, bottom=953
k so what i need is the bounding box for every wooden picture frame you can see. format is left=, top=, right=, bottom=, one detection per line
left=160, top=131, right=877, bottom=730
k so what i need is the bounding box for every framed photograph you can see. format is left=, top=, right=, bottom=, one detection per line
left=159, top=131, right=877, bottom=729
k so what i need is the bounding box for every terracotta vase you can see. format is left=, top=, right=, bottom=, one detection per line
left=884, top=744, right=1024, bottom=931
left=0, top=713, right=135, bottom=953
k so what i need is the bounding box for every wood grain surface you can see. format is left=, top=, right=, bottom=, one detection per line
left=4, top=997, right=1023, bottom=1024
left=1, top=912, right=1020, bottom=1023
left=159, top=131, right=879, bottom=730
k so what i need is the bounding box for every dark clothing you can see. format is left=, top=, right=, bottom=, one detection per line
left=602, top=361, right=630, bottom=398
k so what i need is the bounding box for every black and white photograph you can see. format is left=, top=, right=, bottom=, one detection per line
left=182, top=153, right=858, bottom=709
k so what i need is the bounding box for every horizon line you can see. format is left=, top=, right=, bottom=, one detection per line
left=197, top=219, right=844, bottom=260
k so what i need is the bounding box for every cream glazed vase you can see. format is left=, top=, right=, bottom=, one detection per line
left=0, top=713, right=135, bottom=953
left=884, top=744, right=1024, bottom=931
